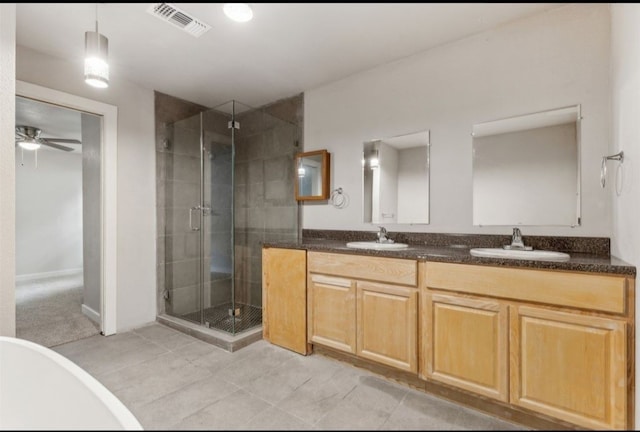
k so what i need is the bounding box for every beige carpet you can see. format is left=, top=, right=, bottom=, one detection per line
left=16, top=273, right=100, bottom=348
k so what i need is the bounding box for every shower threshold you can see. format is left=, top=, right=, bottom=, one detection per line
left=157, top=309, right=262, bottom=352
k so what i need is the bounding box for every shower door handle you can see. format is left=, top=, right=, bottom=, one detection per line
left=189, top=206, right=201, bottom=231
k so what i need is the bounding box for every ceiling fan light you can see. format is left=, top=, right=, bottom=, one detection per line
left=223, top=3, right=253, bottom=22
left=19, top=140, right=41, bottom=151
left=84, top=31, right=109, bottom=88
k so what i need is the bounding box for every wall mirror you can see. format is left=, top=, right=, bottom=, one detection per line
left=362, top=130, right=430, bottom=224
left=472, top=105, right=581, bottom=226
left=295, top=149, right=330, bottom=201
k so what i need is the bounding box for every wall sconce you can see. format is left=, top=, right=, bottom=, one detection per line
left=85, top=4, right=109, bottom=88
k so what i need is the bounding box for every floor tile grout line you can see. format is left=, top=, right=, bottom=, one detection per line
left=105, top=358, right=217, bottom=414
left=91, top=348, right=179, bottom=385
left=59, top=337, right=169, bottom=377
left=163, top=393, right=228, bottom=430
left=136, top=376, right=242, bottom=429
left=377, top=389, right=409, bottom=431
left=262, top=404, right=318, bottom=430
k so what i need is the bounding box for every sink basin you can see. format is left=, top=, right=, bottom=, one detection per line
left=469, top=248, right=570, bottom=261
left=346, top=241, right=409, bottom=250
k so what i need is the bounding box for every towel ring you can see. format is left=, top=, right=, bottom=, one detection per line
left=330, top=187, right=348, bottom=209
left=600, top=151, right=624, bottom=188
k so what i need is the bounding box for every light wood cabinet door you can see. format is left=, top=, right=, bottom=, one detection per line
left=510, top=305, right=627, bottom=430
left=423, top=293, right=509, bottom=402
left=356, top=281, right=418, bottom=373
left=262, top=248, right=308, bottom=355
left=308, top=274, right=356, bottom=354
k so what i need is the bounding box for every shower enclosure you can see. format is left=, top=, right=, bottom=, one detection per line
left=161, top=100, right=299, bottom=336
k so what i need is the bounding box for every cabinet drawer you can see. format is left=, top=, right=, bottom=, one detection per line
left=425, top=262, right=626, bottom=314
left=308, top=251, right=417, bottom=286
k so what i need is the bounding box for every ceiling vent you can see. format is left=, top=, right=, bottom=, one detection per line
left=147, top=3, right=211, bottom=38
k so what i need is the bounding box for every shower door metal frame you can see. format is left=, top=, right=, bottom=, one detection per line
left=228, top=101, right=237, bottom=332
left=198, top=110, right=206, bottom=326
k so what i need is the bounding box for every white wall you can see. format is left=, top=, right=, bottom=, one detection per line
left=0, top=4, right=16, bottom=337
left=610, top=3, right=640, bottom=427
left=611, top=5, right=640, bottom=271
left=16, top=45, right=156, bottom=332
left=303, top=3, right=611, bottom=237
left=15, top=150, right=83, bottom=277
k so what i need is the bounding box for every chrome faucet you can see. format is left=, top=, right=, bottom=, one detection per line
left=376, top=226, right=392, bottom=243
left=504, top=227, right=532, bottom=251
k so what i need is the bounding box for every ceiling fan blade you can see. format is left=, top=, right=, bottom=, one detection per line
left=41, top=138, right=81, bottom=144
left=15, top=131, right=28, bottom=138
left=41, top=141, right=74, bottom=152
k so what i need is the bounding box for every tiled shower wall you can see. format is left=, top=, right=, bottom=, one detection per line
left=155, top=92, right=303, bottom=317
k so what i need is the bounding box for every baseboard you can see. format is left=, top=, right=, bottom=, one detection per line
left=16, top=268, right=83, bottom=282
left=82, top=304, right=101, bottom=324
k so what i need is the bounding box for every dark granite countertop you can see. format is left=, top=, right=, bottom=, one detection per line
left=263, top=238, right=636, bottom=276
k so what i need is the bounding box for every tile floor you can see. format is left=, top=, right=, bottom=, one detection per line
left=53, top=323, right=527, bottom=430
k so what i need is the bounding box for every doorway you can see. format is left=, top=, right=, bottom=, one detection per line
left=15, top=96, right=102, bottom=347
left=15, top=80, right=118, bottom=339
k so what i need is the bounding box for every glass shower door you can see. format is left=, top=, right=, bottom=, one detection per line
left=163, top=99, right=299, bottom=336
left=162, top=113, right=203, bottom=324
left=200, top=107, right=235, bottom=330
left=232, top=101, right=299, bottom=334
left=164, top=106, right=237, bottom=331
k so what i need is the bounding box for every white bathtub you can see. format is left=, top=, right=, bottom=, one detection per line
left=0, top=336, right=142, bottom=430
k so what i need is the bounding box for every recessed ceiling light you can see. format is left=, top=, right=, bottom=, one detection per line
left=223, top=3, right=253, bottom=23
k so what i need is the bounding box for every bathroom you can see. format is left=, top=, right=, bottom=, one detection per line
left=1, top=2, right=639, bottom=430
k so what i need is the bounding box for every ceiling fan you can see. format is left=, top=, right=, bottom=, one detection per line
left=15, top=125, right=80, bottom=152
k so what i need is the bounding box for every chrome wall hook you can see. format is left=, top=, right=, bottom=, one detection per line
left=600, top=151, right=624, bottom=188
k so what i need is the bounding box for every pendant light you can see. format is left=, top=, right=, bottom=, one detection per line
left=84, top=3, right=109, bottom=88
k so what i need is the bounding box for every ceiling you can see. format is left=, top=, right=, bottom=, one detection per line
left=16, top=3, right=566, bottom=110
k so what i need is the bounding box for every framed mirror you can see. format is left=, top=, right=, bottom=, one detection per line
left=295, top=149, right=330, bottom=201
left=472, top=105, right=581, bottom=226
left=362, top=130, right=430, bottom=224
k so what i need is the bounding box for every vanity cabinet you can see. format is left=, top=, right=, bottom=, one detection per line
left=308, top=273, right=356, bottom=353
left=423, top=292, right=508, bottom=402
left=262, top=247, right=308, bottom=355
left=308, top=251, right=418, bottom=373
left=510, top=305, right=627, bottom=430
left=423, top=261, right=633, bottom=430
left=263, top=245, right=634, bottom=430
left=357, top=281, right=417, bottom=372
